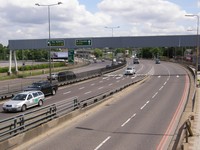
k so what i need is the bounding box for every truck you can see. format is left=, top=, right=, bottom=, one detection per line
left=24, top=81, right=58, bottom=96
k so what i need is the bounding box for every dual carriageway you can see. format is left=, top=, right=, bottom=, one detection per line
left=0, top=59, right=190, bottom=149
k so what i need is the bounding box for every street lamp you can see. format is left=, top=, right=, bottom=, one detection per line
left=35, top=2, right=62, bottom=83
left=105, top=26, right=120, bottom=37
left=185, top=14, right=199, bottom=86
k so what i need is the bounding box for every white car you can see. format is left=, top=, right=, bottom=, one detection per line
left=2, top=91, right=45, bottom=112
left=124, top=66, right=136, bottom=75
left=47, top=73, right=58, bottom=80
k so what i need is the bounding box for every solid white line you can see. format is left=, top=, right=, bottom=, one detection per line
left=152, top=92, right=158, bottom=99
left=164, top=82, right=167, bottom=85
left=131, top=113, right=136, bottom=118
left=85, top=91, right=91, bottom=94
left=94, top=136, right=111, bottom=150
left=79, top=87, right=85, bottom=90
left=63, top=91, right=71, bottom=95
left=98, top=87, right=103, bottom=90
left=159, top=86, right=164, bottom=91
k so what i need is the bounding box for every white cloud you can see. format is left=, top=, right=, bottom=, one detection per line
left=0, top=0, right=196, bottom=46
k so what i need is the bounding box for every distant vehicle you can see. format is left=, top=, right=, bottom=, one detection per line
left=47, top=73, right=58, bottom=80
left=2, top=91, right=45, bottom=112
left=57, top=71, right=76, bottom=82
left=124, top=66, right=136, bottom=75
left=133, top=58, right=139, bottom=64
left=24, top=81, right=58, bottom=96
left=155, top=59, right=160, bottom=64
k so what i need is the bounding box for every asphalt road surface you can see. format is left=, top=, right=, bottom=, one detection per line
left=13, top=60, right=189, bottom=150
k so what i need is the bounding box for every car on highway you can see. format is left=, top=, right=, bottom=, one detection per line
left=133, top=57, right=139, bottom=64
left=2, top=91, right=45, bottom=112
left=155, top=59, right=160, bottom=64
left=47, top=73, right=58, bottom=80
left=24, top=81, right=58, bottom=96
left=57, top=71, right=76, bottom=82
left=124, top=66, right=136, bottom=75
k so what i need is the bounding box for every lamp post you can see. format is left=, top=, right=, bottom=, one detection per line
left=35, top=2, right=62, bottom=83
left=105, top=26, right=120, bottom=37
left=104, top=26, right=120, bottom=65
left=186, top=14, right=199, bottom=86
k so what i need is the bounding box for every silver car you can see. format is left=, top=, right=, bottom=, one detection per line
left=2, top=91, right=45, bottom=112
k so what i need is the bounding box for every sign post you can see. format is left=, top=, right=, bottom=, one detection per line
left=75, top=39, right=92, bottom=46
left=68, top=49, right=74, bottom=64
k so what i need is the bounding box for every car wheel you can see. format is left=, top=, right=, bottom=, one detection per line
left=38, top=100, right=43, bottom=106
left=51, top=89, right=56, bottom=95
left=21, top=105, right=26, bottom=112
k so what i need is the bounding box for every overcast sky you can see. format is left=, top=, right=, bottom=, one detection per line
left=0, top=0, right=200, bottom=46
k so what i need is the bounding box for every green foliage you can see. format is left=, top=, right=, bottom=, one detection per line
left=94, top=48, right=103, bottom=58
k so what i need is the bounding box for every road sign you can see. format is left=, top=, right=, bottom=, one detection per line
left=48, top=40, right=65, bottom=47
left=75, top=39, right=92, bottom=46
left=68, top=49, right=74, bottom=63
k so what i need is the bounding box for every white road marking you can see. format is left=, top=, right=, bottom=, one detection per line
left=85, top=91, right=91, bottom=94
left=94, top=136, right=111, bottom=150
left=91, top=83, right=95, bottom=86
left=109, top=83, right=113, bottom=86
left=98, top=87, right=103, bottom=90
left=79, top=87, right=85, bottom=90
left=63, top=91, right=71, bottom=95
left=177, top=75, right=179, bottom=78
left=159, top=86, right=164, bottom=91
left=121, top=113, right=136, bottom=127
left=164, top=82, right=167, bottom=85
left=152, top=92, right=158, bottom=99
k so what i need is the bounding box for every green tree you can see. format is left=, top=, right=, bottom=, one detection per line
left=94, top=48, right=103, bottom=58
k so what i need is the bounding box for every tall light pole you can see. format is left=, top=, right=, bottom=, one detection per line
left=105, top=26, right=120, bottom=37
left=35, top=2, right=62, bottom=83
left=186, top=14, right=199, bottom=86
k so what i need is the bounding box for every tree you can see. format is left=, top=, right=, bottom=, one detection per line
left=94, top=48, right=103, bottom=58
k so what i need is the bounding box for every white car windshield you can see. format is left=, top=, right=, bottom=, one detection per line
left=12, top=94, right=27, bottom=101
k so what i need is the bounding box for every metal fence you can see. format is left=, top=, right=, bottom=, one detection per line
left=0, top=74, right=146, bottom=142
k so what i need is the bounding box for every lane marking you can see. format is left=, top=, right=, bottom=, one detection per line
left=91, top=83, right=95, bottom=86
left=98, top=87, right=103, bottom=90
left=121, top=113, right=136, bottom=127
left=164, top=82, right=167, bottom=85
left=63, top=91, right=71, bottom=95
left=157, top=75, right=189, bottom=150
left=94, top=136, right=111, bottom=150
left=85, top=91, right=92, bottom=94
left=109, top=83, right=113, bottom=86
left=79, top=86, right=85, bottom=89
left=152, top=92, right=158, bottom=99
left=159, top=86, right=164, bottom=91
left=158, top=76, right=161, bottom=78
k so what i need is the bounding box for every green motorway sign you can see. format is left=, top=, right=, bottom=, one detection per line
left=48, top=40, right=65, bottom=47
left=68, top=49, right=74, bottom=63
left=75, top=39, right=92, bottom=46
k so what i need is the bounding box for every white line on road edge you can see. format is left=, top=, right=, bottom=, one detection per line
left=164, top=82, right=167, bottom=85
left=94, top=136, right=111, bottom=150
left=63, top=91, right=71, bottom=95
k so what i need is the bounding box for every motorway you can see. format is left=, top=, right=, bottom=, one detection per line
left=9, top=59, right=190, bottom=150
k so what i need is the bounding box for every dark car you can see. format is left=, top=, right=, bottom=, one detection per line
left=24, top=81, right=58, bottom=96
left=155, top=59, right=160, bottom=64
left=57, top=71, right=76, bottom=82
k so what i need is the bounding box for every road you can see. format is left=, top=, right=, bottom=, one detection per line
left=14, top=60, right=189, bottom=150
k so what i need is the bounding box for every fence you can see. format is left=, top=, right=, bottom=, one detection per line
left=0, top=74, right=146, bottom=143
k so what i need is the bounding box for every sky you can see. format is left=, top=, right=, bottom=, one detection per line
left=0, top=0, right=200, bottom=46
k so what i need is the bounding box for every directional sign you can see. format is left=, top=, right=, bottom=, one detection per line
left=68, top=49, right=74, bottom=63
left=48, top=40, right=65, bottom=47
left=75, top=39, right=92, bottom=46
